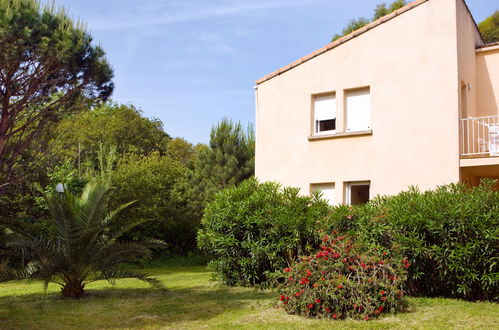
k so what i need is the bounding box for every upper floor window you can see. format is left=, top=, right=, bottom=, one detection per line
left=346, top=87, right=370, bottom=131
left=313, top=93, right=336, bottom=135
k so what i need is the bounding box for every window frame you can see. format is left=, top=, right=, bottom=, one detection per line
left=312, top=92, right=337, bottom=136
left=310, top=182, right=336, bottom=205
left=345, top=181, right=370, bottom=205
left=345, top=87, right=371, bottom=132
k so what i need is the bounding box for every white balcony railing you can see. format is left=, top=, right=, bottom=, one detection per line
left=460, top=115, right=499, bottom=157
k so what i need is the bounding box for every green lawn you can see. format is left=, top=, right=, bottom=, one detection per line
left=0, top=266, right=497, bottom=329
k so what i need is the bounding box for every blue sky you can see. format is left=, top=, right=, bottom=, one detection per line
left=45, top=0, right=497, bottom=144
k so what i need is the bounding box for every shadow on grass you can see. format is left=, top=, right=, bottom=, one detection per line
left=0, top=284, right=277, bottom=329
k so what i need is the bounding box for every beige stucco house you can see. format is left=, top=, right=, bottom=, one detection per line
left=254, top=0, right=499, bottom=205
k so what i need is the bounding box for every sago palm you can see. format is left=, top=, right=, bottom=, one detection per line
left=0, top=180, right=164, bottom=298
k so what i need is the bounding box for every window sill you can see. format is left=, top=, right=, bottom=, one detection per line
left=308, top=129, right=372, bottom=141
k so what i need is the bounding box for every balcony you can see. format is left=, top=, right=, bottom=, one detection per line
left=460, top=115, right=499, bottom=183
left=460, top=115, right=499, bottom=158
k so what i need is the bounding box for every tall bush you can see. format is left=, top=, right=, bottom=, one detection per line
left=326, top=180, right=499, bottom=301
left=197, top=178, right=330, bottom=287
left=110, top=153, right=193, bottom=255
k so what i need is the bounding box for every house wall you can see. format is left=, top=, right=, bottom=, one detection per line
left=456, top=0, right=482, bottom=118
left=476, top=47, right=499, bottom=117
left=255, top=0, right=464, bottom=203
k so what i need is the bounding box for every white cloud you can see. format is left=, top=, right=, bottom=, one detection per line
left=88, top=0, right=325, bottom=31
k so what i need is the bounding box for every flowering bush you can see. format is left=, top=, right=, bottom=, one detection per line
left=278, top=235, right=408, bottom=320
left=325, top=181, right=499, bottom=301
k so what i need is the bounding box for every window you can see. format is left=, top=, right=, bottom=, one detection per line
left=311, top=183, right=335, bottom=205
left=346, top=182, right=370, bottom=205
left=346, top=88, right=370, bottom=131
left=314, top=94, right=336, bottom=134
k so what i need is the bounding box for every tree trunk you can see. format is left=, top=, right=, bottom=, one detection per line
left=61, top=281, right=85, bottom=298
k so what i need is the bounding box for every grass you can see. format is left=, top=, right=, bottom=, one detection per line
left=0, top=266, right=497, bottom=329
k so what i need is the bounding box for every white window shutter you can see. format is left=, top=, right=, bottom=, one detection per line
left=346, top=88, right=370, bottom=131
left=314, top=94, right=336, bottom=121
left=311, top=183, right=335, bottom=205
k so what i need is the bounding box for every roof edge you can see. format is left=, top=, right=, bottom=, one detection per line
left=461, top=0, right=485, bottom=46
left=256, top=0, right=429, bottom=85
left=476, top=41, right=499, bottom=52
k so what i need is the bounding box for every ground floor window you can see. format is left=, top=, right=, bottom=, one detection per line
left=346, top=182, right=370, bottom=205
left=311, top=183, right=335, bottom=205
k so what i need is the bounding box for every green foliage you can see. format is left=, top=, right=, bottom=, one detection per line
left=0, top=180, right=163, bottom=298
left=199, top=118, right=254, bottom=191
left=197, top=178, right=331, bottom=287
left=110, top=152, right=195, bottom=255
left=332, top=18, right=370, bottom=41
left=173, top=118, right=255, bottom=237
left=374, top=0, right=406, bottom=20
left=325, top=180, right=499, bottom=301
left=278, top=236, right=408, bottom=320
left=332, top=1, right=407, bottom=41
left=478, top=10, right=499, bottom=44
left=49, top=103, right=170, bottom=168
left=0, top=0, right=113, bottom=189
left=166, top=137, right=197, bottom=167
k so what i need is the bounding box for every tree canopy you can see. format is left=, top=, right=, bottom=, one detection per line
left=332, top=1, right=407, bottom=41
left=173, top=118, right=255, bottom=229
left=0, top=0, right=113, bottom=191
left=48, top=103, right=170, bottom=169
left=478, top=10, right=499, bottom=44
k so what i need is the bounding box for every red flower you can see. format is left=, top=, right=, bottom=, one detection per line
left=326, top=307, right=331, bottom=312
left=383, top=251, right=388, bottom=256
left=315, top=298, right=321, bottom=303
left=378, top=306, right=384, bottom=313
left=381, top=296, right=387, bottom=301
left=322, top=235, right=329, bottom=242
left=379, top=260, right=384, bottom=265
left=306, top=269, right=312, bottom=277
left=299, top=278, right=309, bottom=285
left=279, top=295, right=286, bottom=301
left=337, top=284, right=343, bottom=289
left=289, top=276, right=294, bottom=281
left=308, top=303, right=314, bottom=309
left=295, top=291, right=301, bottom=297
left=342, top=258, right=347, bottom=263
left=380, top=290, right=385, bottom=295
left=332, top=313, right=338, bottom=319
left=364, top=315, right=370, bottom=321
left=284, top=267, right=292, bottom=273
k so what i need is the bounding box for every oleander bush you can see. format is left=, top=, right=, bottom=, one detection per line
left=278, top=235, right=408, bottom=320
left=199, top=178, right=498, bottom=301
left=197, top=178, right=330, bottom=287
left=325, top=180, right=499, bottom=301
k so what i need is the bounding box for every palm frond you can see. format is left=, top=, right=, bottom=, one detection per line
left=1, top=180, right=162, bottom=297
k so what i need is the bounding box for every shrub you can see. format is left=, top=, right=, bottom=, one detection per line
left=278, top=235, right=408, bottom=320
left=110, top=153, right=196, bottom=255
left=325, top=180, right=499, bottom=301
left=0, top=180, right=163, bottom=298
left=197, top=178, right=330, bottom=287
